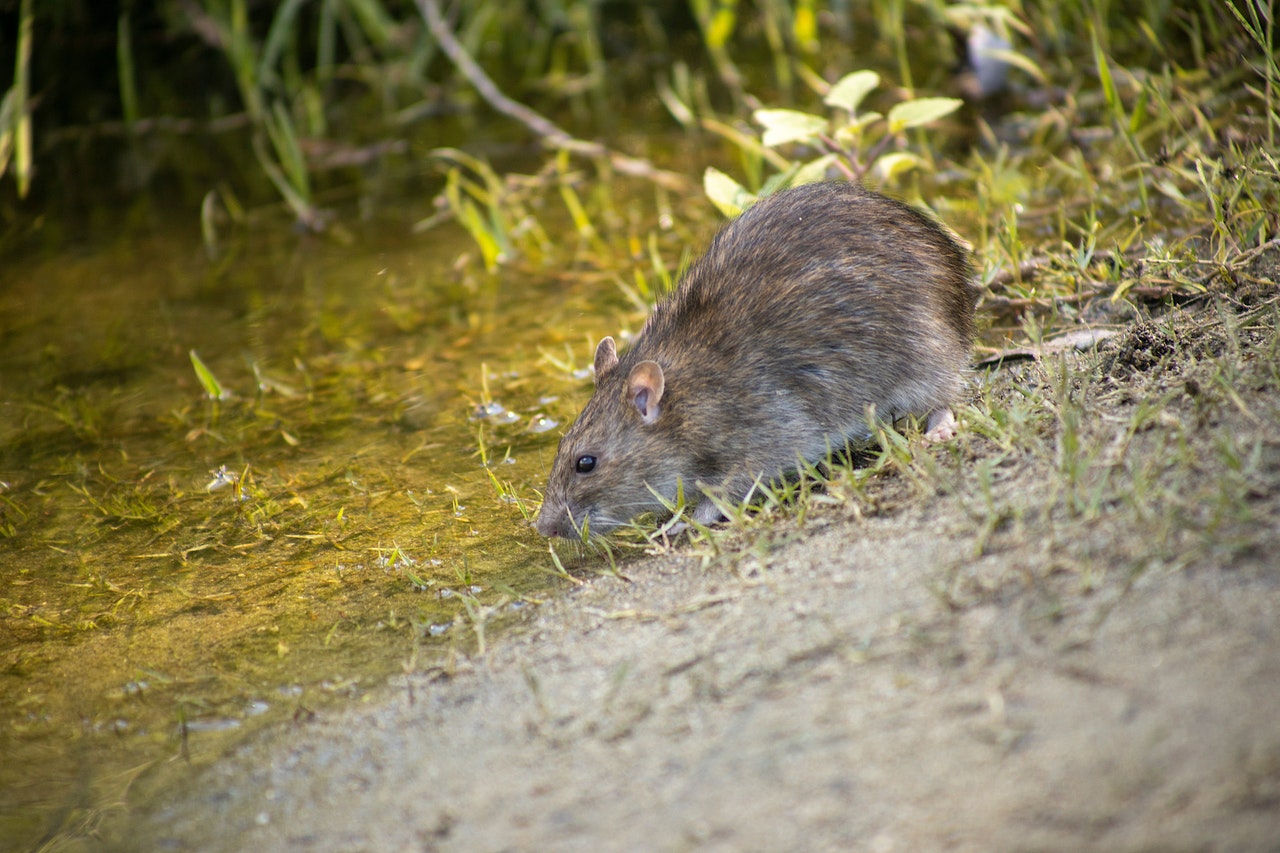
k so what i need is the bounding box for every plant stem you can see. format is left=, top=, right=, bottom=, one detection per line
left=415, top=0, right=688, bottom=191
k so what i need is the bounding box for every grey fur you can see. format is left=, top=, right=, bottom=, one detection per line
left=535, top=181, right=978, bottom=538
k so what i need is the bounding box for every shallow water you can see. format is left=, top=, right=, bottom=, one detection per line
left=0, top=205, right=640, bottom=847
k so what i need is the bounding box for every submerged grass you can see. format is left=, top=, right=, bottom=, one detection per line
left=0, top=217, right=585, bottom=848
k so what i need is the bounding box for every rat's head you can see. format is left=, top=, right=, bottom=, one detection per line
left=535, top=336, right=685, bottom=539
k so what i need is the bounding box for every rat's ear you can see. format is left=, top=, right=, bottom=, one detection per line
left=627, top=361, right=665, bottom=425
left=593, top=336, right=619, bottom=382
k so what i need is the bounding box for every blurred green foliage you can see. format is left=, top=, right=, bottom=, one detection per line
left=0, top=0, right=1272, bottom=237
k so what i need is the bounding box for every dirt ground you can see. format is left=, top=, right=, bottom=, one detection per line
left=111, top=283, right=1280, bottom=851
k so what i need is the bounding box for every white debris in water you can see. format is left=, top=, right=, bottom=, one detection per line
left=471, top=401, right=521, bottom=424
left=205, top=465, right=238, bottom=492
left=528, top=414, right=560, bottom=433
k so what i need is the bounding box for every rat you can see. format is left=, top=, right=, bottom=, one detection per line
left=534, top=180, right=978, bottom=539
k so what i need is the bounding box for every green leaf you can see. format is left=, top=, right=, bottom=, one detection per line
left=703, top=167, right=755, bottom=218
left=871, top=152, right=922, bottom=181
left=834, top=111, right=884, bottom=147
left=791, top=154, right=837, bottom=186
left=759, top=163, right=803, bottom=196
left=754, top=108, right=828, bottom=147
left=886, top=97, right=963, bottom=133
left=823, top=70, right=880, bottom=113
left=190, top=350, right=227, bottom=400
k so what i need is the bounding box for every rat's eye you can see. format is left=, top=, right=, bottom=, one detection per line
left=574, top=455, right=597, bottom=474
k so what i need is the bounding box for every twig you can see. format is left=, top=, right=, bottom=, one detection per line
left=1230, top=236, right=1280, bottom=268
left=416, top=0, right=689, bottom=191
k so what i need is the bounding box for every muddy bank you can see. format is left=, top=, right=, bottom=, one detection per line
left=112, top=294, right=1280, bottom=852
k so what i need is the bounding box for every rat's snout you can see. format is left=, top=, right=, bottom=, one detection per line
left=534, top=500, right=576, bottom=539
left=533, top=508, right=560, bottom=538
left=536, top=496, right=601, bottom=539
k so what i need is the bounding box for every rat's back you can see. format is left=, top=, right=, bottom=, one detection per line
left=631, top=181, right=976, bottom=440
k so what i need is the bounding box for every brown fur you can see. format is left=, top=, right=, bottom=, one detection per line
left=535, top=181, right=978, bottom=538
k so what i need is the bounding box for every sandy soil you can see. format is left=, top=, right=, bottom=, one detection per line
left=111, top=295, right=1280, bottom=852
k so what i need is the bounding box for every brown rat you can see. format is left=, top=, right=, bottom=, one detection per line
left=535, top=180, right=978, bottom=539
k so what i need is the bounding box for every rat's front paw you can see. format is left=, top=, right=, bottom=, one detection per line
left=923, top=407, right=958, bottom=442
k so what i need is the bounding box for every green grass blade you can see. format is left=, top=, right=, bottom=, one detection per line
left=0, top=88, right=16, bottom=179
left=265, top=100, right=311, bottom=201
left=259, top=0, right=308, bottom=85
left=12, top=0, right=33, bottom=198
left=117, top=11, right=140, bottom=128
left=190, top=350, right=227, bottom=400
left=200, top=190, right=220, bottom=259
left=228, top=0, right=264, bottom=121
left=1091, top=23, right=1121, bottom=124
left=317, top=0, right=337, bottom=85
left=252, top=132, right=317, bottom=227
left=343, top=0, right=395, bottom=51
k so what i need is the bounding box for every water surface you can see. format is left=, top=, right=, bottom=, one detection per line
left=0, top=204, right=640, bottom=847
